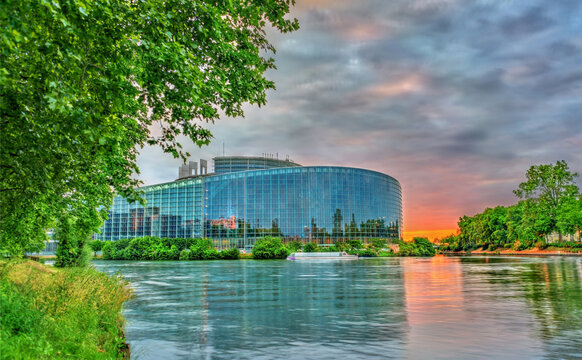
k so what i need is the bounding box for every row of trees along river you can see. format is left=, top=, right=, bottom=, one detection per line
left=440, top=161, right=582, bottom=252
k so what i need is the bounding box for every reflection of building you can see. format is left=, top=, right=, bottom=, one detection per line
left=96, top=155, right=403, bottom=248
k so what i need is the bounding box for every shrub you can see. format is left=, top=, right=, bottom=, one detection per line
left=303, top=242, right=318, bottom=253
left=350, top=248, right=377, bottom=257
left=348, top=239, right=363, bottom=250
left=397, top=238, right=435, bottom=257
left=370, top=238, right=386, bottom=249
left=202, top=248, right=219, bottom=260
left=102, top=241, right=113, bottom=260
left=252, top=237, right=289, bottom=259
left=413, top=237, right=436, bottom=256
left=219, top=248, right=240, bottom=260
left=101, top=237, right=242, bottom=261
left=377, top=250, right=395, bottom=257
left=179, top=249, right=191, bottom=260
left=287, top=241, right=303, bottom=252
left=535, top=240, right=548, bottom=250
left=124, top=237, right=155, bottom=260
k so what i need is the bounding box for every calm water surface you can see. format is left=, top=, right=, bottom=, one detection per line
left=94, top=256, right=582, bottom=359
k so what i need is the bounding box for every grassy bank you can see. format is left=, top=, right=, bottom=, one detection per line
left=0, top=260, right=132, bottom=359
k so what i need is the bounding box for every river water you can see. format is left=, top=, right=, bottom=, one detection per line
left=94, top=256, right=582, bottom=359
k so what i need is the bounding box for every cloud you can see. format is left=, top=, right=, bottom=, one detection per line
left=136, top=0, right=582, bottom=232
left=364, top=74, right=425, bottom=98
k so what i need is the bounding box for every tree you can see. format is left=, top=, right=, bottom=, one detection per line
left=556, top=196, right=582, bottom=238
left=0, top=0, right=298, bottom=257
left=54, top=215, right=92, bottom=268
left=89, top=240, right=104, bottom=257
left=514, top=161, right=580, bottom=240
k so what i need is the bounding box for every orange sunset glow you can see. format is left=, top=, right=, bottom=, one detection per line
left=402, top=229, right=458, bottom=242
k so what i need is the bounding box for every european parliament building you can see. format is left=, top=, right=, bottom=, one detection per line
left=96, top=156, right=403, bottom=248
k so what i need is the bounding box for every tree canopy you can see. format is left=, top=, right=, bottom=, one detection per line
left=0, top=0, right=298, bottom=256
left=443, top=161, right=581, bottom=252
left=514, top=160, right=580, bottom=240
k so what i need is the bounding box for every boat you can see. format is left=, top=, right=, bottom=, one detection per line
left=287, top=251, right=358, bottom=261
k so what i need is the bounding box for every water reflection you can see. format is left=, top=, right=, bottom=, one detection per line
left=94, top=257, right=582, bottom=359
left=518, top=258, right=582, bottom=358
left=96, top=260, right=408, bottom=359
left=402, top=256, right=542, bottom=359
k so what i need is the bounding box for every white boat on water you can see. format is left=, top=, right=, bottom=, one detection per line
left=287, top=251, right=358, bottom=260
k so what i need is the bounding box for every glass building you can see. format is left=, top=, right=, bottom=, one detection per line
left=96, top=156, right=402, bottom=248
left=214, top=155, right=301, bottom=174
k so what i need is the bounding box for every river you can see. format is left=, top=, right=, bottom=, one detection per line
left=94, top=256, right=582, bottom=359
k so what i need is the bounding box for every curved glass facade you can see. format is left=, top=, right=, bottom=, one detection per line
left=96, top=163, right=402, bottom=248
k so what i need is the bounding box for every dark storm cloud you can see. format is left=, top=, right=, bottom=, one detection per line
left=137, top=0, right=582, bottom=232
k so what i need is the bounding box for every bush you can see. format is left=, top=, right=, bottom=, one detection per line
left=535, top=240, right=548, bottom=250
left=179, top=249, right=191, bottom=260
left=377, top=250, right=395, bottom=257
left=550, top=241, right=582, bottom=249
left=348, top=239, right=363, bottom=250
left=370, top=238, right=386, bottom=249
left=349, top=248, right=377, bottom=257
left=303, top=242, right=318, bottom=253
left=219, top=248, right=240, bottom=260
left=99, top=237, right=236, bottom=261
left=202, top=248, right=219, bottom=260
left=413, top=237, right=436, bottom=256
left=252, top=237, right=289, bottom=259
left=287, top=241, right=303, bottom=252
left=397, top=238, right=435, bottom=257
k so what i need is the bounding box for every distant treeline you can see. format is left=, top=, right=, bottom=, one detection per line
left=441, top=161, right=581, bottom=252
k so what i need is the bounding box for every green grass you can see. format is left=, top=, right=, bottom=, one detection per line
left=0, top=260, right=132, bottom=359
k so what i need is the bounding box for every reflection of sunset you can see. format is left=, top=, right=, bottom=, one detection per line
left=402, top=256, right=464, bottom=324
left=401, top=256, right=467, bottom=359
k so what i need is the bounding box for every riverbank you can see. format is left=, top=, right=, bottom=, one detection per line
left=0, top=260, right=132, bottom=359
left=441, top=248, right=582, bottom=256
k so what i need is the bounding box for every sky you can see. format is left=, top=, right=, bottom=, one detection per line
left=136, top=0, right=582, bottom=240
